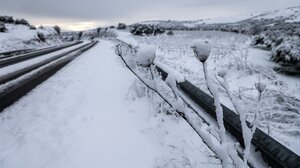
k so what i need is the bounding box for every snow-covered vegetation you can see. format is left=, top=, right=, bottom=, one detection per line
left=0, top=16, right=63, bottom=52
left=136, top=45, right=156, bottom=66
left=121, top=30, right=300, bottom=156
left=132, top=6, right=300, bottom=65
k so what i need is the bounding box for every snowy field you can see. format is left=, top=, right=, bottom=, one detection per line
left=118, top=30, right=300, bottom=154
left=0, top=40, right=223, bottom=168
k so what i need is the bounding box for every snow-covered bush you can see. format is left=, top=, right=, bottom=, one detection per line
left=0, top=23, right=7, bottom=33
left=14, top=19, right=30, bottom=26
left=247, top=24, right=263, bottom=35
left=117, top=23, right=126, bottom=29
left=136, top=45, right=156, bottom=67
left=0, top=16, right=14, bottom=24
left=98, top=28, right=118, bottom=38
left=271, top=37, right=300, bottom=65
left=130, top=24, right=165, bottom=36
left=167, top=30, right=174, bottom=35
left=37, top=32, right=46, bottom=42
left=191, top=40, right=212, bottom=62
left=96, top=27, right=101, bottom=35
left=77, top=31, right=83, bottom=40
left=53, top=25, right=61, bottom=35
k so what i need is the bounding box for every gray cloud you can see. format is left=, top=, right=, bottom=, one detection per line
left=0, top=0, right=299, bottom=29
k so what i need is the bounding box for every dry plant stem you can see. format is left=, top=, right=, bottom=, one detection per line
left=202, top=61, right=229, bottom=167
left=216, top=75, right=258, bottom=168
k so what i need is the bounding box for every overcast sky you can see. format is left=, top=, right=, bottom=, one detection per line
left=0, top=0, right=299, bottom=30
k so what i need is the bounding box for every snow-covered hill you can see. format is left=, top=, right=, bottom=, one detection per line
left=0, top=17, right=63, bottom=52
left=250, top=6, right=300, bottom=22
left=137, top=6, right=300, bottom=28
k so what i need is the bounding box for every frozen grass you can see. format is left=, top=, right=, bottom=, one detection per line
left=129, top=30, right=300, bottom=154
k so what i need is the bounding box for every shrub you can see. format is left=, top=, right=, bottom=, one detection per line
left=98, top=28, right=118, bottom=38
left=0, top=23, right=7, bottom=32
left=167, top=30, right=174, bottom=35
left=96, top=27, right=102, bottom=35
left=15, top=19, right=30, bottom=26
left=78, top=31, right=83, bottom=40
left=271, top=37, right=300, bottom=65
left=130, top=24, right=165, bottom=36
left=37, top=32, right=46, bottom=42
left=248, top=25, right=263, bottom=35
left=117, top=23, right=126, bottom=29
left=53, top=25, right=61, bottom=35
left=0, top=16, right=14, bottom=23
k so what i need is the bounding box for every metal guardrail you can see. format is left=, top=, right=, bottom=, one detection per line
left=0, top=41, right=98, bottom=112
left=0, top=42, right=93, bottom=85
left=0, top=41, right=82, bottom=68
left=155, top=65, right=300, bottom=168
left=0, top=49, right=34, bottom=58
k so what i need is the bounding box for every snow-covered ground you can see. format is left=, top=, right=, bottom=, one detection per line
left=0, top=40, right=220, bottom=168
left=117, top=30, right=300, bottom=155
left=0, top=24, right=62, bottom=52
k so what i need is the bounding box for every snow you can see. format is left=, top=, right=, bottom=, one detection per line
left=252, top=6, right=300, bottom=22
left=116, top=31, right=139, bottom=46
left=195, top=12, right=262, bottom=25
left=0, top=24, right=62, bottom=52
left=136, top=45, right=156, bottom=66
left=191, top=40, right=212, bottom=62
left=0, top=40, right=220, bottom=168
left=128, top=30, right=300, bottom=155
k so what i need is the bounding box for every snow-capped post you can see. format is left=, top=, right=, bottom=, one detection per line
left=191, top=40, right=230, bottom=167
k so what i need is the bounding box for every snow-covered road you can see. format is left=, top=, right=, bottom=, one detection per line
left=0, top=40, right=166, bottom=168
left=0, top=40, right=219, bottom=168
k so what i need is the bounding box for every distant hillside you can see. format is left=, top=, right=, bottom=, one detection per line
left=131, top=6, right=300, bottom=65
left=136, top=6, right=300, bottom=29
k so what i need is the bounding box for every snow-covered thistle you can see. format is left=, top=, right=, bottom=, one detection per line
left=192, top=41, right=231, bottom=167
left=255, top=78, right=266, bottom=101
left=191, top=40, right=211, bottom=63
left=136, top=45, right=156, bottom=67
left=217, top=71, right=266, bottom=167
